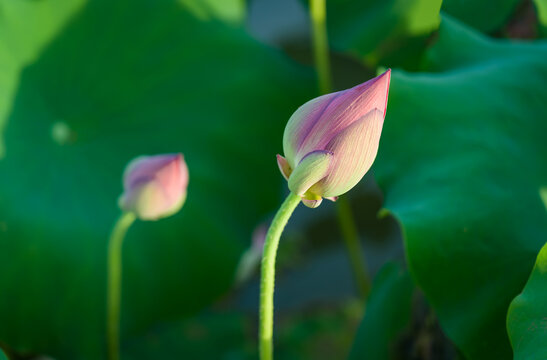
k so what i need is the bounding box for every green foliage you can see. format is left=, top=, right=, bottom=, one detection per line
left=422, top=14, right=546, bottom=70
left=534, top=0, right=547, bottom=36
left=323, top=0, right=442, bottom=68
left=0, top=0, right=85, bottom=64
left=0, top=0, right=86, bottom=156
left=441, top=0, right=520, bottom=33
left=177, top=0, right=245, bottom=24
left=1, top=0, right=546, bottom=359
left=124, top=311, right=254, bottom=360
left=0, top=348, right=6, bottom=360
left=374, top=14, right=547, bottom=359
left=125, top=305, right=360, bottom=360
left=348, top=262, right=414, bottom=360
left=274, top=304, right=361, bottom=359
left=0, top=0, right=313, bottom=358
left=507, top=241, right=547, bottom=360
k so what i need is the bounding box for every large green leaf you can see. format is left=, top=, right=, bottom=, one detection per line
left=348, top=262, right=414, bottom=360
left=0, top=348, right=7, bottom=360
left=507, top=241, right=547, bottom=359
left=0, top=0, right=313, bottom=358
left=441, top=0, right=520, bottom=33
left=374, top=15, right=547, bottom=359
left=323, top=0, right=442, bottom=68
left=0, top=0, right=86, bottom=156
left=0, top=0, right=245, bottom=157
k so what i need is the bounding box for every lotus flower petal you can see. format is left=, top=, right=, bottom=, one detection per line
left=282, top=94, right=335, bottom=168
left=302, top=197, right=323, bottom=208
left=118, top=153, right=188, bottom=220
left=320, top=108, right=384, bottom=197
left=288, top=150, right=333, bottom=196
left=276, top=154, right=292, bottom=181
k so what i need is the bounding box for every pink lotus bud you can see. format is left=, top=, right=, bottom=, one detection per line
left=118, top=153, right=189, bottom=220
left=277, top=69, right=391, bottom=208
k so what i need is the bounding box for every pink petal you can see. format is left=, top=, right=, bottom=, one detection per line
left=276, top=154, right=292, bottom=181
left=319, top=108, right=384, bottom=197
left=282, top=93, right=338, bottom=167
left=295, top=69, right=391, bottom=162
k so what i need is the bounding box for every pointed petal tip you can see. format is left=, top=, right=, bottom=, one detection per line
left=276, top=154, right=292, bottom=181
left=349, top=69, right=391, bottom=117
left=377, top=68, right=391, bottom=86
left=164, top=153, right=184, bottom=163
left=384, top=71, right=391, bottom=116
left=376, top=69, right=391, bottom=117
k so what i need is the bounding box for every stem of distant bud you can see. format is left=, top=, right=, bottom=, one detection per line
left=310, top=0, right=331, bottom=95
left=107, top=212, right=136, bottom=360
left=259, top=192, right=301, bottom=360
left=337, top=196, right=371, bottom=298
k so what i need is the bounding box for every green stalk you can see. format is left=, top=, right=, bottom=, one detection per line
left=309, top=0, right=371, bottom=299
left=107, top=212, right=136, bottom=360
left=259, top=192, right=301, bottom=360
left=310, top=0, right=331, bottom=95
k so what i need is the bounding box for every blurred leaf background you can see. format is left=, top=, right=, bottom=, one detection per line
left=0, top=0, right=546, bottom=359
left=507, top=241, right=547, bottom=359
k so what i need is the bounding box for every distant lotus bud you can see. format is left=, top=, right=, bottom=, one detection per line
left=277, top=69, right=391, bottom=208
left=118, top=153, right=188, bottom=220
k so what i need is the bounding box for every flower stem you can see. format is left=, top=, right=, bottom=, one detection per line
left=309, top=0, right=331, bottom=95
left=309, top=0, right=371, bottom=299
left=259, top=192, right=301, bottom=360
left=336, top=196, right=371, bottom=298
left=107, top=212, right=136, bottom=360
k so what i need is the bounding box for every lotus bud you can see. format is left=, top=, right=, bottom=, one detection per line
left=118, top=153, right=189, bottom=220
left=277, top=69, right=391, bottom=208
